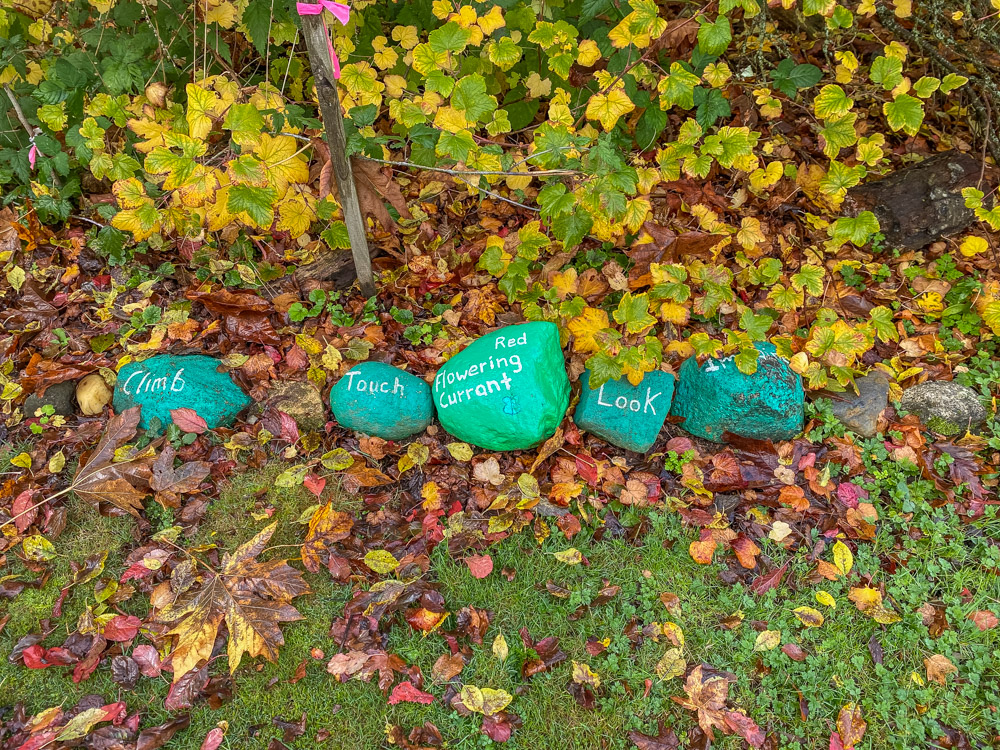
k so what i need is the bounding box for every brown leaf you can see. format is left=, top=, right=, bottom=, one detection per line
left=151, top=444, right=210, bottom=508
left=925, top=654, right=958, bottom=685
left=836, top=703, right=867, bottom=749
left=431, top=653, right=464, bottom=682
left=350, top=157, right=412, bottom=230
left=628, top=723, right=679, bottom=749
left=464, top=554, right=493, bottom=579
left=137, top=715, right=191, bottom=750
left=156, top=523, right=310, bottom=680
left=300, top=502, right=354, bottom=573
left=71, top=406, right=153, bottom=516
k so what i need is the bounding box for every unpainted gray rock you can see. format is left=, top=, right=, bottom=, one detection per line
left=829, top=373, right=889, bottom=437
left=268, top=380, right=327, bottom=432
left=23, top=380, right=76, bottom=418
left=899, top=380, right=987, bottom=436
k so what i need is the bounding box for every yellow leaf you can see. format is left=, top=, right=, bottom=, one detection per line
left=11, top=452, right=31, bottom=468
left=792, top=606, right=825, bottom=627
left=832, top=540, right=854, bottom=576
left=23, top=534, right=56, bottom=561
left=553, top=548, right=583, bottom=565
left=567, top=307, right=610, bottom=354
left=848, top=587, right=901, bottom=624
left=460, top=685, right=513, bottom=716
left=492, top=632, right=508, bottom=662
left=816, top=590, right=837, bottom=608
left=572, top=660, right=601, bottom=687
left=364, top=549, right=400, bottom=575
left=186, top=83, right=220, bottom=141
left=654, top=647, right=685, bottom=679
left=585, top=88, right=635, bottom=132
left=960, top=235, right=989, bottom=257
left=253, top=134, right=310, bottom=196
left=736, top=217, right=765, bottom=249
left=446, top=442, right=474, bottom=461
left=204, top=1, right=236, bottom=27
left=753, top=629, right=781, bottom=652
left=577, top=39, right=601, bottom=67
left=48, top=450, right=66, bottom=474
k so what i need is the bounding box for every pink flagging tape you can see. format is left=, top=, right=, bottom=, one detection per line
left=296, top=0, right=350, bottom=79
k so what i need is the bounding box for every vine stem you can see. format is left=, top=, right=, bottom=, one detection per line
left=357, top=155, right=579, bottom=178
left=3, top=84, right=35, bottom=137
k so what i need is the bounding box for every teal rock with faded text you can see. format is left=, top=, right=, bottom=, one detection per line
left=574, top=369, right=675, bottom=453
left=113, top=354, right=251, bottom=432
left=670, top=342, right=803, bottom=443
left=433, top=322, right=570, bottom=451
left=330, top=361, right=433, bottom=440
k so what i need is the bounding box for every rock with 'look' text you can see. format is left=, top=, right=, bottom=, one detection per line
left=330, top=362, right=433, bottom=440
left=574, top=369, right=675, bottom=453
left=433, top=322, right=570, bottom=451
left=113, top=354, right=251, bottom=432
left=670, top=342, right=803, bottom=443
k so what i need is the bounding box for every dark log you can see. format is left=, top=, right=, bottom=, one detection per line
left=844, top=151, right=989, bottom=250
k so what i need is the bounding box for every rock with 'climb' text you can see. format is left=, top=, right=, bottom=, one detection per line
left=330, top=361, right=433, bottom=440
left=113, top=354, right=251, bottom=433
left=574, top=369, right=675, bottom=453
left=433, top=322, right=570, bottom=451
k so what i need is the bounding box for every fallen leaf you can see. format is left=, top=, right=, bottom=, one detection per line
left=388, top=680, right=435, bottom=705
left=924, top=653, right=958, bottom=685
left=465, top=554, right=494, bottom=579
left=753, top=630, right=781, bottom=652
left=792, top=606, right=824, bottom=627
left=156, top=523, right=309, bottom=680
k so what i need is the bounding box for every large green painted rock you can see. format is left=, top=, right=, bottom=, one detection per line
left=113, top=354, right=251, bottom=432
left=330, top=362, right=433, bottom=440
left=433, top=322, right=570, bottom=451
left=670, top=343, right=803, bottom=443
left=574, top=369, right=675, bottom=453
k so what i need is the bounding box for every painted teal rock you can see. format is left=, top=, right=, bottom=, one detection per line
left=670, top=343, right=803, bottom=443
left=330, top=362, right=433, bottom=440
left=433, top=322, right=570, bottom=451
left=574, top=369, right=675, bottom=453
left=113, top=354, right=251, bottom=432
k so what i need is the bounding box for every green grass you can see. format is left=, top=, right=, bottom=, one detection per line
left=2, top=449, right=1000, bottom=749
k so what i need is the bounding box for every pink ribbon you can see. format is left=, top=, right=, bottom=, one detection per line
left=296, top=0, right=350, bottom=79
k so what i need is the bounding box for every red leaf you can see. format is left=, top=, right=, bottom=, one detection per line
left=303, top=473, right=326, bottom=498
left=481, top=711, right=520, bottom=743
left=830, top=732, right=846, bottom=750
left=968, top=610, right=999, bottom=631
left=388, top=680, right=435, bottom=705
left=723, top=710, right=765, bottom=748
left=465, top=554, right=494, bottom=579
left=22, top=644, right=53, bottom=669
left=575, top=453, right=599, bottom=486
left=750, top=563, right=788, bottom=595
left=12, top=489, right=37, bottom=533
left=170, top=407, right=208, bottom=434
left=200, top=727, right=227, bottom=750
left=133, top=645, right=163, bottom=677
left=104, top=614, right=141, bottom=642
left=278, top=411, right=300, bottom=443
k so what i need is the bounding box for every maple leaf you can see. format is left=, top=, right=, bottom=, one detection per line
left=156, top=522, right=310, bottom=681
left=672, top=665, right=734, bottom=740
left=70, top=406, right=155, bottom=516
left=150, top=444, right=210, bottom=508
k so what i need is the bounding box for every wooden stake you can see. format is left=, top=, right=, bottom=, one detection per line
left=299, top=17, right=376, bottom=297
